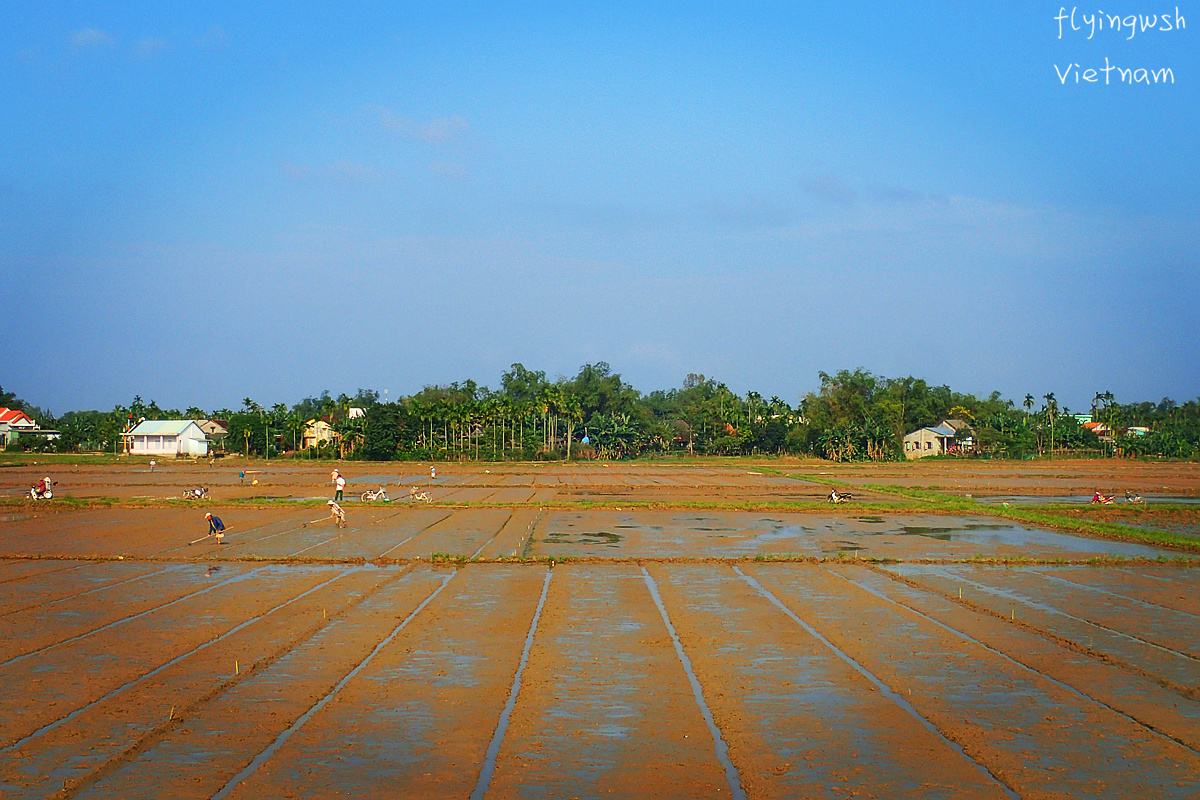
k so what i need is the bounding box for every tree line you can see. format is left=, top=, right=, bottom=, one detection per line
left=5, top=365, right=1199, bottom=461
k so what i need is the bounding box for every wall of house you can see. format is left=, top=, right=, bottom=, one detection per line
left=130, top=435, right=178, bottom=454
left=180, top=434, right=208, bottom=456
left=903, top=430, right=952, bottom=460
left=129, top=432, right=208, bottom=456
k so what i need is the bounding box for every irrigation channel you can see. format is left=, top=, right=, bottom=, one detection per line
left=0, top=459, right=1198, bottom=799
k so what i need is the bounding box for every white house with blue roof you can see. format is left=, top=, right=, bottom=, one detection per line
left=124, top=420, right=209, bottom=457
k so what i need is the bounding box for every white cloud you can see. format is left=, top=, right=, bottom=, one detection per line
left=429, top=161, right=466, bottom=178
left=375, top=107, right=469, bottom=143
left=279, top=159, right=378, bottom=184
left=417, top=116, right=468, bottom=143
left=697, top=200, right=788, bottom=229
left=71, top=28, right=114, bottom=49
left=196, top=26, right=227, bottom=48
left=135, top=38, right=168, bottom=59
left=327, top=161, right=377, bottom=183
left=799, top=174, right=856, bottom=205
left=280, top=160, right=313, bottom=179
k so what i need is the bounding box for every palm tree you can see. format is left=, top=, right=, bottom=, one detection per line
left=284, top=412, right=305, bottom=453
left=1043, top=392, right=1058, bottom=457
left=562, top=394, right=583, bottom=460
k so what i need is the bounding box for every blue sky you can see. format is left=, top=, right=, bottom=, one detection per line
left=3, top=3, right=1197, bottom=415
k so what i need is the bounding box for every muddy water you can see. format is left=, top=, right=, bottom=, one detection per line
left=0, top=564, right=405, bottom=797
left=379, top=508, right=512, bottom=560
left=835, top=564, right=1200, bottom=753
left=0, top=557, right=1196, bottom=798
left=976, top=495, right=1200, bottom=505
left=3, top=460, right=1198, bottom=797
left=744, top=564, right=1200, bottom=799
left=484, top=564, right=735, bottom=798
left=885, top=563, right=1200, bottom=693
left=69, top=566, right=453, bottom=800
left=534, top=511, right=1176, bottom=561
left=646, top=563, right=1012, bottom=799
left=207, top=565, right=546, bottom=800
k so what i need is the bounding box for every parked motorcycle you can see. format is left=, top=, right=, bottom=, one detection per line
left=183, top=486, right=210, bottom=500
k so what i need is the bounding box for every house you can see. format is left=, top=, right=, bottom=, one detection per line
left=0, top=408, right=58, bottom=447
left=195, top=420, right=228, bottom=453
left=302, top=419, right=334, bottom=449
left=124, top=420, right=209, bottom=457
left=902, top=419, right=975, bottom=460
left=1083, top=421, right=1112, bottom=441
left=0, top=408, right=38, bottom=446
left=197, top=419, right=228, bottom=440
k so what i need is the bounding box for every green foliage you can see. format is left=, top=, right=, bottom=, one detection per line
left=8, top=370, right=1200, bottom=464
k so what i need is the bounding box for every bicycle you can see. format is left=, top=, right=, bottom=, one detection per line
left=361, top=487, right=390, bottom=502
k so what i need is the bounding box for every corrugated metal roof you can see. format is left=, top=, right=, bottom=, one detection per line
left=127, top=420, right=204, bottom=436
left=927, top=426, right=956, bottom=437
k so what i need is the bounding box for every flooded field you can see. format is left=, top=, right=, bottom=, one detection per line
left=1, top=459, right=1198, bottom=798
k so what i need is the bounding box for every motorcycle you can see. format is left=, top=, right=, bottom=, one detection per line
left=827, top=490, right=853, bottom=504
left=361, top=487, right=390, bottom=502
left=29, top=480, right=54, bottom=500
left=183, top=487, right=210, bottom=500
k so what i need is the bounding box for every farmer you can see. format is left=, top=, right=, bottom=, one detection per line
left=204, top=512, right=226, bottom=544
left=327, top=500, right=346, bottom=528
left=149, top=460, right=156, bottom=472
left=331, top=467, right=340, bottom=485
left=335, top=473, right=346, bottom=502
left=430, top=465, right=437, bottom=480
left=31, top=476, right=54, bottom=499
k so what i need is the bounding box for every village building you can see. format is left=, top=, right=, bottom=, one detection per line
left=302, top=419, right=335, bottom=450
left=1083, top=421, right=1113, bottom=442
left=902, top=419, right=975, bottom=460
left=124, top=420, right=209, bottom=457
left=0, top=408, right=39, bottom=447
left=0, top=408, right=58, bottom=447
left=196, top=419, right=228, bottom=440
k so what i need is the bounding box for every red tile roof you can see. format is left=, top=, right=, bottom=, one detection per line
left=0, top=408, right=35, bottom=425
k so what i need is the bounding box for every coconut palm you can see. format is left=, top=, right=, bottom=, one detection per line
left=1043, top=392, right=1058, bottom=457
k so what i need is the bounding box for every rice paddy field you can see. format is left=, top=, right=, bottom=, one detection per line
left=1, top=457, right=1197, bottom=799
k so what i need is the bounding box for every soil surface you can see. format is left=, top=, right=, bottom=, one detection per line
left=1, top=458, right=1198, bottom=798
